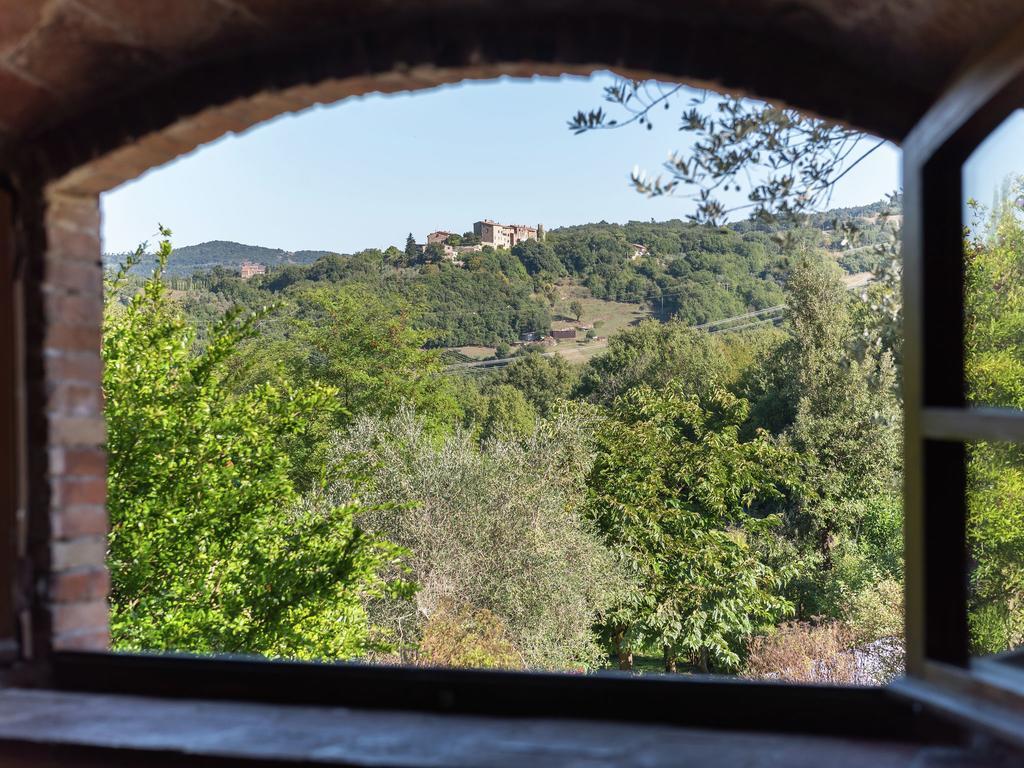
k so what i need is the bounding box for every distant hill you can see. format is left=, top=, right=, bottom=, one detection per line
left=103, top=240, right=339, bottom=276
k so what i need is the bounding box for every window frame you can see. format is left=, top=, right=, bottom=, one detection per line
left=898, top=17, right=1024, bottom=714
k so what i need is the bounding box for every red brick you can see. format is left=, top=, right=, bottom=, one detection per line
left=45, top=352, right=103, bottom=384
left=50, top=568, right=110, bottom=603
left=43, top=257, right=102, bottom=294
left=52, top=535, right=107, bottom=571
left=54, top=476, right=106, bottom=506
left=9, top=3, right=160, bottom=100
left=47, top=380, right=102, bottom=417
left=76, top=0, right=248, bottom=57
left=43, top=291, right=102, bottom=327
left=0, top=0, right=46, bottom=57
left=51, top=504, right=107, bottom=539
left=44, top=321, right=101, bottom=353
left=46, top=218, right=100, bottom=255
left=0, top=66, right=59, bottom=134
left=46, top=194, right=100, bottom=235
left=48, top=415, right=105, bottom=446
left=53, top=627, right=110, bottom=652
left=50, top=446, right=107, bottom=478
left=52, top=599, right=109, bottom=636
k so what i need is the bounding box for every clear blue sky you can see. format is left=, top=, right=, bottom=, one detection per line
left=100, top=71, right=902, bottom=254
left=964, top=108, right=1024, bottom=216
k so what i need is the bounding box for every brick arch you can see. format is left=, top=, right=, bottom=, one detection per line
left=6, top=1, right=929, bottom=663
left=8, top=0, right=942, bottom=195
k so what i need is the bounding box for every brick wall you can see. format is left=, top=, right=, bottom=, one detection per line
left=40, top=192, right=108, bottom=652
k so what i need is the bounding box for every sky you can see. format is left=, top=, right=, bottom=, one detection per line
left=100, top=71, right=902, bottom=254
left=964, top=108, right=1024, bottom=216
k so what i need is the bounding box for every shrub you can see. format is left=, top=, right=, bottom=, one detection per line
left=104, top=231, right=410, bottom=659
left=744, top=622, right=858, bottom=684
left=331, top=406, right=623, bottom=670
left=419, top=603, right=523, bottom=669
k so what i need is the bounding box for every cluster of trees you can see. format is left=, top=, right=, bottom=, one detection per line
left=104, top=216, right=913, bottom=680
left=965, top=186, right=1024, bottom=653
left=106, top=200, right=1024, bottom=677
left=103, top=239, right=333, bottom=277
left=102, top=65, right=1024, bottom=680
left=167, top=212, right=886, bottom=349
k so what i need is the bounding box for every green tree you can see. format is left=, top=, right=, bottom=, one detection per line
left=283, top=285, right=459, bottom=428
left=512, top=239, right=563, bottom=276
left=964, top=188, right=1024, bottom=652
left=576, top=320, right=728, bottom=406
left=490, top=352, right=577, bottom=416
left=423, top=242, right=446, bottom=264
left=587, top=383, right=800, bottom=672
left=333, top=408, right=622, bottom=669
left=570, top=299, right=584, bottom=321
left=480, top=384, right=536, bottom=441
left=405, top=232, right=419, bottom=263
left=103, top=229, right=410, bottom=659
left=779, top=259, right=901, bottom=555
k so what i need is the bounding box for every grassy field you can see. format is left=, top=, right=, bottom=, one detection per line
left=445, top=284, right=653, bottom=367
left=550, top=282, right=651, bottom=337
left=545, top=283, right=652, bottom=365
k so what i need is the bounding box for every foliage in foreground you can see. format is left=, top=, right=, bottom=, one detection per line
left=588, top=384, right=801, bottom=672
left=104, top=231, right=410, bottom=658
left=330, top=407, right=624, bottom=670
left=965, top=189, right=1024, bottom=653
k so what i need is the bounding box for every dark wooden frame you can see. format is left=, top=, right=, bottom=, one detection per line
left=894, top=16, right=1024, bottom=739
left=0, top=190, right=20, bottom=668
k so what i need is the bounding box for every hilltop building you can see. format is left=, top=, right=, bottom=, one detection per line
left=473, top=220, right=540, bottom=248
left=239, top=261, right=267, bottom=279
left=629, top=243, right=649, bottom=260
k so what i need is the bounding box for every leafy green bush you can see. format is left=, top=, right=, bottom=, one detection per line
left=419, top=603, right=523, bottom=669
left=331, top=407, right=622, bottom=669
left=104, top=229, right=411, bottom=658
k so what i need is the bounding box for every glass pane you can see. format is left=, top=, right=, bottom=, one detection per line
left=968, top=441, right=1024, bottom=655
left=962, top=113, right=1024, bottom=658
left=964, top=109, right=1024, bottom=410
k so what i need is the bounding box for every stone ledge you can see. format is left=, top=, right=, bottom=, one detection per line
left=0, top=687, right=988, bottom=768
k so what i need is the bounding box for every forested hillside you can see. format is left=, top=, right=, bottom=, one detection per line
left=137, top=202, right=897, bottom=350
left=103, top=239, right=336, bottom=276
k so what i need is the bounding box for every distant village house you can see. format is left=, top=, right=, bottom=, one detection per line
left=239, top=261, right=266, bottom=279
left=473, top=220, right=540, bottom=248
left=424, top=219, right=544, bottom=262
left=628, top=243, right=648, bottom=260
left=549, top=328, right=577, bottom=341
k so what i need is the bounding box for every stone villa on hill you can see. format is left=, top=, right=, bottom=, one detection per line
left=239, top=261, right=267, bottom=279
left=421, top=220, right=544, bottom=262
left=473, top=220, right=540, bottom=248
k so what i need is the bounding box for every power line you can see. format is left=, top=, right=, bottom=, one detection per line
left=443, top=273, right=873, bottom=370
left=693, top=305, right=785, bottom=330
